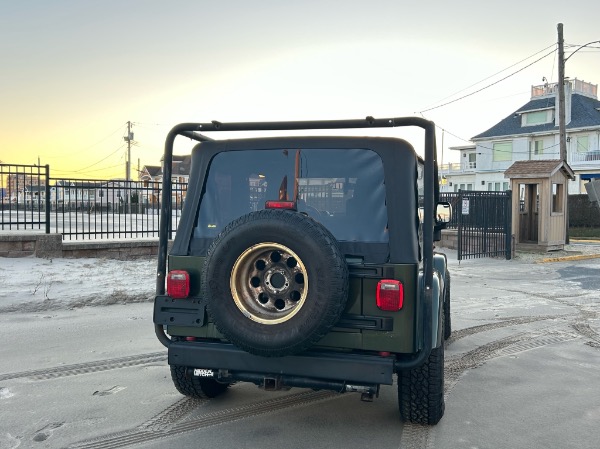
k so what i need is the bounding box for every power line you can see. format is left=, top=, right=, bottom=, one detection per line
left=422, top=44, right=557, bottom=109
left=430, top=119, right=565, bottom=156
left=565, top=42, right=600, bottom=49
left=44, top=123, right=128, bottom=160
left=67, top=143, right=126, bottom=174
left=42, top=123, right=129, bottom=177
left=131, top=121, right=165, bottom=128
left=52, top=162, right=125, bottom=177
left=418, top=47, right=557, bottom=114
left=78, top=163, right=125, bottom=175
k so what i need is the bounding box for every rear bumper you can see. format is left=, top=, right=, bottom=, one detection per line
left=169, top=341, right=395, bottom=385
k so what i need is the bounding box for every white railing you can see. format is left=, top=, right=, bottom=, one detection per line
left=569, top=150, right=600, bottom=165
left=531, top=79, right=598, bottom=99
left=439, top=162, right=476, bottom=173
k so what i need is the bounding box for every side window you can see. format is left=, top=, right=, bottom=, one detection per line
left=552, top=183, right=564, bottom=213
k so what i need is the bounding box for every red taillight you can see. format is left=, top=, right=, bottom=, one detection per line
left=265, top=200, right=297, bottom=210
left=376, top=280, right=404, bottom=311
left=167, top=270, right=190, bottom=299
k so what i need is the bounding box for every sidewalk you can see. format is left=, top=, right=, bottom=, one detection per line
left=516, top=241, right=600, bottom=263
left=439, top=241, right=600, bottom=264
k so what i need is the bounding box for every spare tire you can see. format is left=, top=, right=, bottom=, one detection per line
left=202, top=209, right=348, bottom=357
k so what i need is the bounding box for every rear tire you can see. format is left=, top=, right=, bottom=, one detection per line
left=398, top=343, right=445, bottom=425
left=170, top=365, right=229, bottom=399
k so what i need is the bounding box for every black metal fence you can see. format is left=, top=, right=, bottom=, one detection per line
left=0, top=164, right=186, bottom=240
left=0, top=164, right=519, bottom=255
left=440, top=191, right=512, bottom=260
left=0, top=164, right=50, bottom=232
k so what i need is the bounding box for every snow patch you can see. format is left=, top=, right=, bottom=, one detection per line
left=0, top=387, right=14, bottom=399
left=0, top=257, right=155, bottom=313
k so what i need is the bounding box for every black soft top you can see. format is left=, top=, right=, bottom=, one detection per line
left=170, top=136, right=421, bottom=264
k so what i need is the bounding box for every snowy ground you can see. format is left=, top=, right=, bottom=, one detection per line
left=1, top=241, right=598, bottom=314
left=0, top=257, right=156, bottom=313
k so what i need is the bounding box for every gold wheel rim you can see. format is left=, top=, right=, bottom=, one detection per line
left=230, top=242, right=308, bottom=325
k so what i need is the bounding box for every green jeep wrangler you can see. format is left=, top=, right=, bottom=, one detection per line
left=153, top=116, right=451, bottom=425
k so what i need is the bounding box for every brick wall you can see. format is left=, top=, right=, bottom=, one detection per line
left=0, top=233, right=163, bottom=259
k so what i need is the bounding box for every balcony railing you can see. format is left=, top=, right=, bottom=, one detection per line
left=531, top=79, right=598, bottom=99
left=569, top=150, right=600, bottom=165
left=439, top=162, right=476, bottom=173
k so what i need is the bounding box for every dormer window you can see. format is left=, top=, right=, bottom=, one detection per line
left=521, top=108, right=553, bottom=126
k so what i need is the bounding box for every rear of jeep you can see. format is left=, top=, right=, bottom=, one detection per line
left=153, top=117, right=449, bottom=425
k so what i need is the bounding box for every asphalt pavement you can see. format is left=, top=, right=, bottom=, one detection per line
left=432, top=247, right=600, bottom=449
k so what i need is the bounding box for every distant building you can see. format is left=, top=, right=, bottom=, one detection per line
left=443, top=78, right=600, bottom=194
left=140, top=155, right=191, bottom=207
left=140, top=155, right=191, bottom=184
left=139, top=165, right=162, bottom=184
left=1, top=173, right=47, bottom=204
left=51, top=180, right=98, bottom=206
left=4, top=173, right=45, bottom=203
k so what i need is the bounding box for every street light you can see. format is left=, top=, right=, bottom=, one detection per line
left=557, top=24, right=600, bottom=243
left=558, top=27, right=600, bottom=162
left=564, top=40, right=600, bottom=64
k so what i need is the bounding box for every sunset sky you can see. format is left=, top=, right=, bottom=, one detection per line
left=1, top=0, right=599, bottom=180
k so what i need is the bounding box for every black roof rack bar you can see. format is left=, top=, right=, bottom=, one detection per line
left=180, top=131, right=214, bottom=142
left=166, top=116, right=426, bottom=134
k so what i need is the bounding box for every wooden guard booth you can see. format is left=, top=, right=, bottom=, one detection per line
left=505, top=160, right=575, bottom=251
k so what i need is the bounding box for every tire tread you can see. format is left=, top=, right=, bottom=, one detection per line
left=398, top=344, right=445, bottom=425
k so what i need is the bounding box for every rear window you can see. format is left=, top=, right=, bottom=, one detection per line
left=193, top=148, right=388, bottom=246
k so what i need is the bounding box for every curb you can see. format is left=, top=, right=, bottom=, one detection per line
left=537, top=253, right=600, bottom=263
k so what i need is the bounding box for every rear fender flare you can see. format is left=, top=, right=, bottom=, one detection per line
left=432, top=252, right=448, bottom=294
left=418, top=270, right=444, bottom=349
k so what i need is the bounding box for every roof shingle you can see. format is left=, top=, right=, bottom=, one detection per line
left=504, top=159, right=575, bottom=180
left=473, top=94, right=600, bottom=140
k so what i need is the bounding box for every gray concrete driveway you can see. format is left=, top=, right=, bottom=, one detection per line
left=0, top=251, right=599, bottom=448
left=432, top=250, right=600, bottom=449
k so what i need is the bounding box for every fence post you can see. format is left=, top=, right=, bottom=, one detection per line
left=481, top=193, right=488, bottom=256
left=457, top=190, right=463, bottom=261
left=505, top=190, right=512, bottom=260
left=45, top=165, right=51, bottom=234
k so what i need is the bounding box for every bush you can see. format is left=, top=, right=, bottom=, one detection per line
left=568, top=195, right=600, bottom=228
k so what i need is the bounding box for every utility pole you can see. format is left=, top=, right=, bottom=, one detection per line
left=557, top=23, right=567, bottom=162
left=557, top=23, right=570, bottom=243
left=125, top=121, right=132, bottom=181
